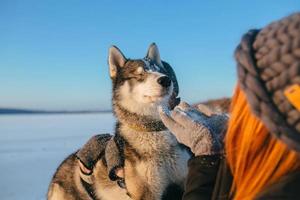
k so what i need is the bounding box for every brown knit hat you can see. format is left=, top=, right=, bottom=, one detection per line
left=235, top=13, right=300, bottom=152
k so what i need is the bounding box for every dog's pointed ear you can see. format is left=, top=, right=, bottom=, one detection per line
left=108, top=46, right=126, bottom=78
left=146, top=43, right=163, bottom=67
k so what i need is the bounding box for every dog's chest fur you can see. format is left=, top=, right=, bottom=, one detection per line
left=119, top=124, right=190, bottom=199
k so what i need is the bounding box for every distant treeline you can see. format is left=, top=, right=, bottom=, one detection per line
left=0, top=108, right=112, bottom=115
left=1, top=97, right=231, bottom=115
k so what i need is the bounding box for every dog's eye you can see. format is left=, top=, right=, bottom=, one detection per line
left=123, top=76, right=136, bottom=81
left=124, top=76, right=144, bottom=82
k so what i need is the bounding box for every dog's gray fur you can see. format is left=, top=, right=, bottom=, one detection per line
left=47, top=43, right=190, bottom=200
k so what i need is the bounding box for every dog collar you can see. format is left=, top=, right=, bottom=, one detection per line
left=115, top=105, right=167, bottom=132
left=127, top=121, right=167, bottom=132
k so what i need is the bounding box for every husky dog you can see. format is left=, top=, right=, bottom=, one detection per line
left=48, top=43, right=190, bottom=200
left=107, top=43, right=191, bottom=200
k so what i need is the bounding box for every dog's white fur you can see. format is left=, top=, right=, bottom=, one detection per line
left=118, top=71, right=173, bottom=119
left=119, top=126, right=189, bottom=199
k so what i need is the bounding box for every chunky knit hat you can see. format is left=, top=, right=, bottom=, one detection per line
left=235, top=13, right=300, bottom=152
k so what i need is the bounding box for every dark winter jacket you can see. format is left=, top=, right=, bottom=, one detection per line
left=183, top=155, right=300, bottom=200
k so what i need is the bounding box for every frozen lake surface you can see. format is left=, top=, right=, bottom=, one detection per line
left=0, top=113, right=115, bottom=200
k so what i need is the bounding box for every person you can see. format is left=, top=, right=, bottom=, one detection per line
left=159, top=12, right=300, bottom=199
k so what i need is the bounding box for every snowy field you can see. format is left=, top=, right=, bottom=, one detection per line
left=0, top=113, right=115, bottom=200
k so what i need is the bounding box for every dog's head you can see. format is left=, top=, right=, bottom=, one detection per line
left=108, top=43, right=179, bottom=119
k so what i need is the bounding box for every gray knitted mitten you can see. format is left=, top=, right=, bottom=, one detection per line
left=76, top=135, right=126, bottom=188
left=159, top=102, right=228, bottom=156
left=105, top=138, right=124, bottom=181
left=76, top=134, right=112, bottom=171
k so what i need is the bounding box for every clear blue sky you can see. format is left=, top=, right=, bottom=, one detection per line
left=0, top=0, right=299, bottom=110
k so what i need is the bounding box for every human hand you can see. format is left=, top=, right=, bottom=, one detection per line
left=76, top=134, right=125, bottom=188
left=159, top=102, right=228, bottom=156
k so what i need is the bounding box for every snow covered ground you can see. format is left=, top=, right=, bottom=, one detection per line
left=0, top=113, right=115, bottom=200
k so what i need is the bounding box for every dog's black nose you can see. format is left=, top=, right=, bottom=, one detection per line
left=157, top=76, right=171, bottom=88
